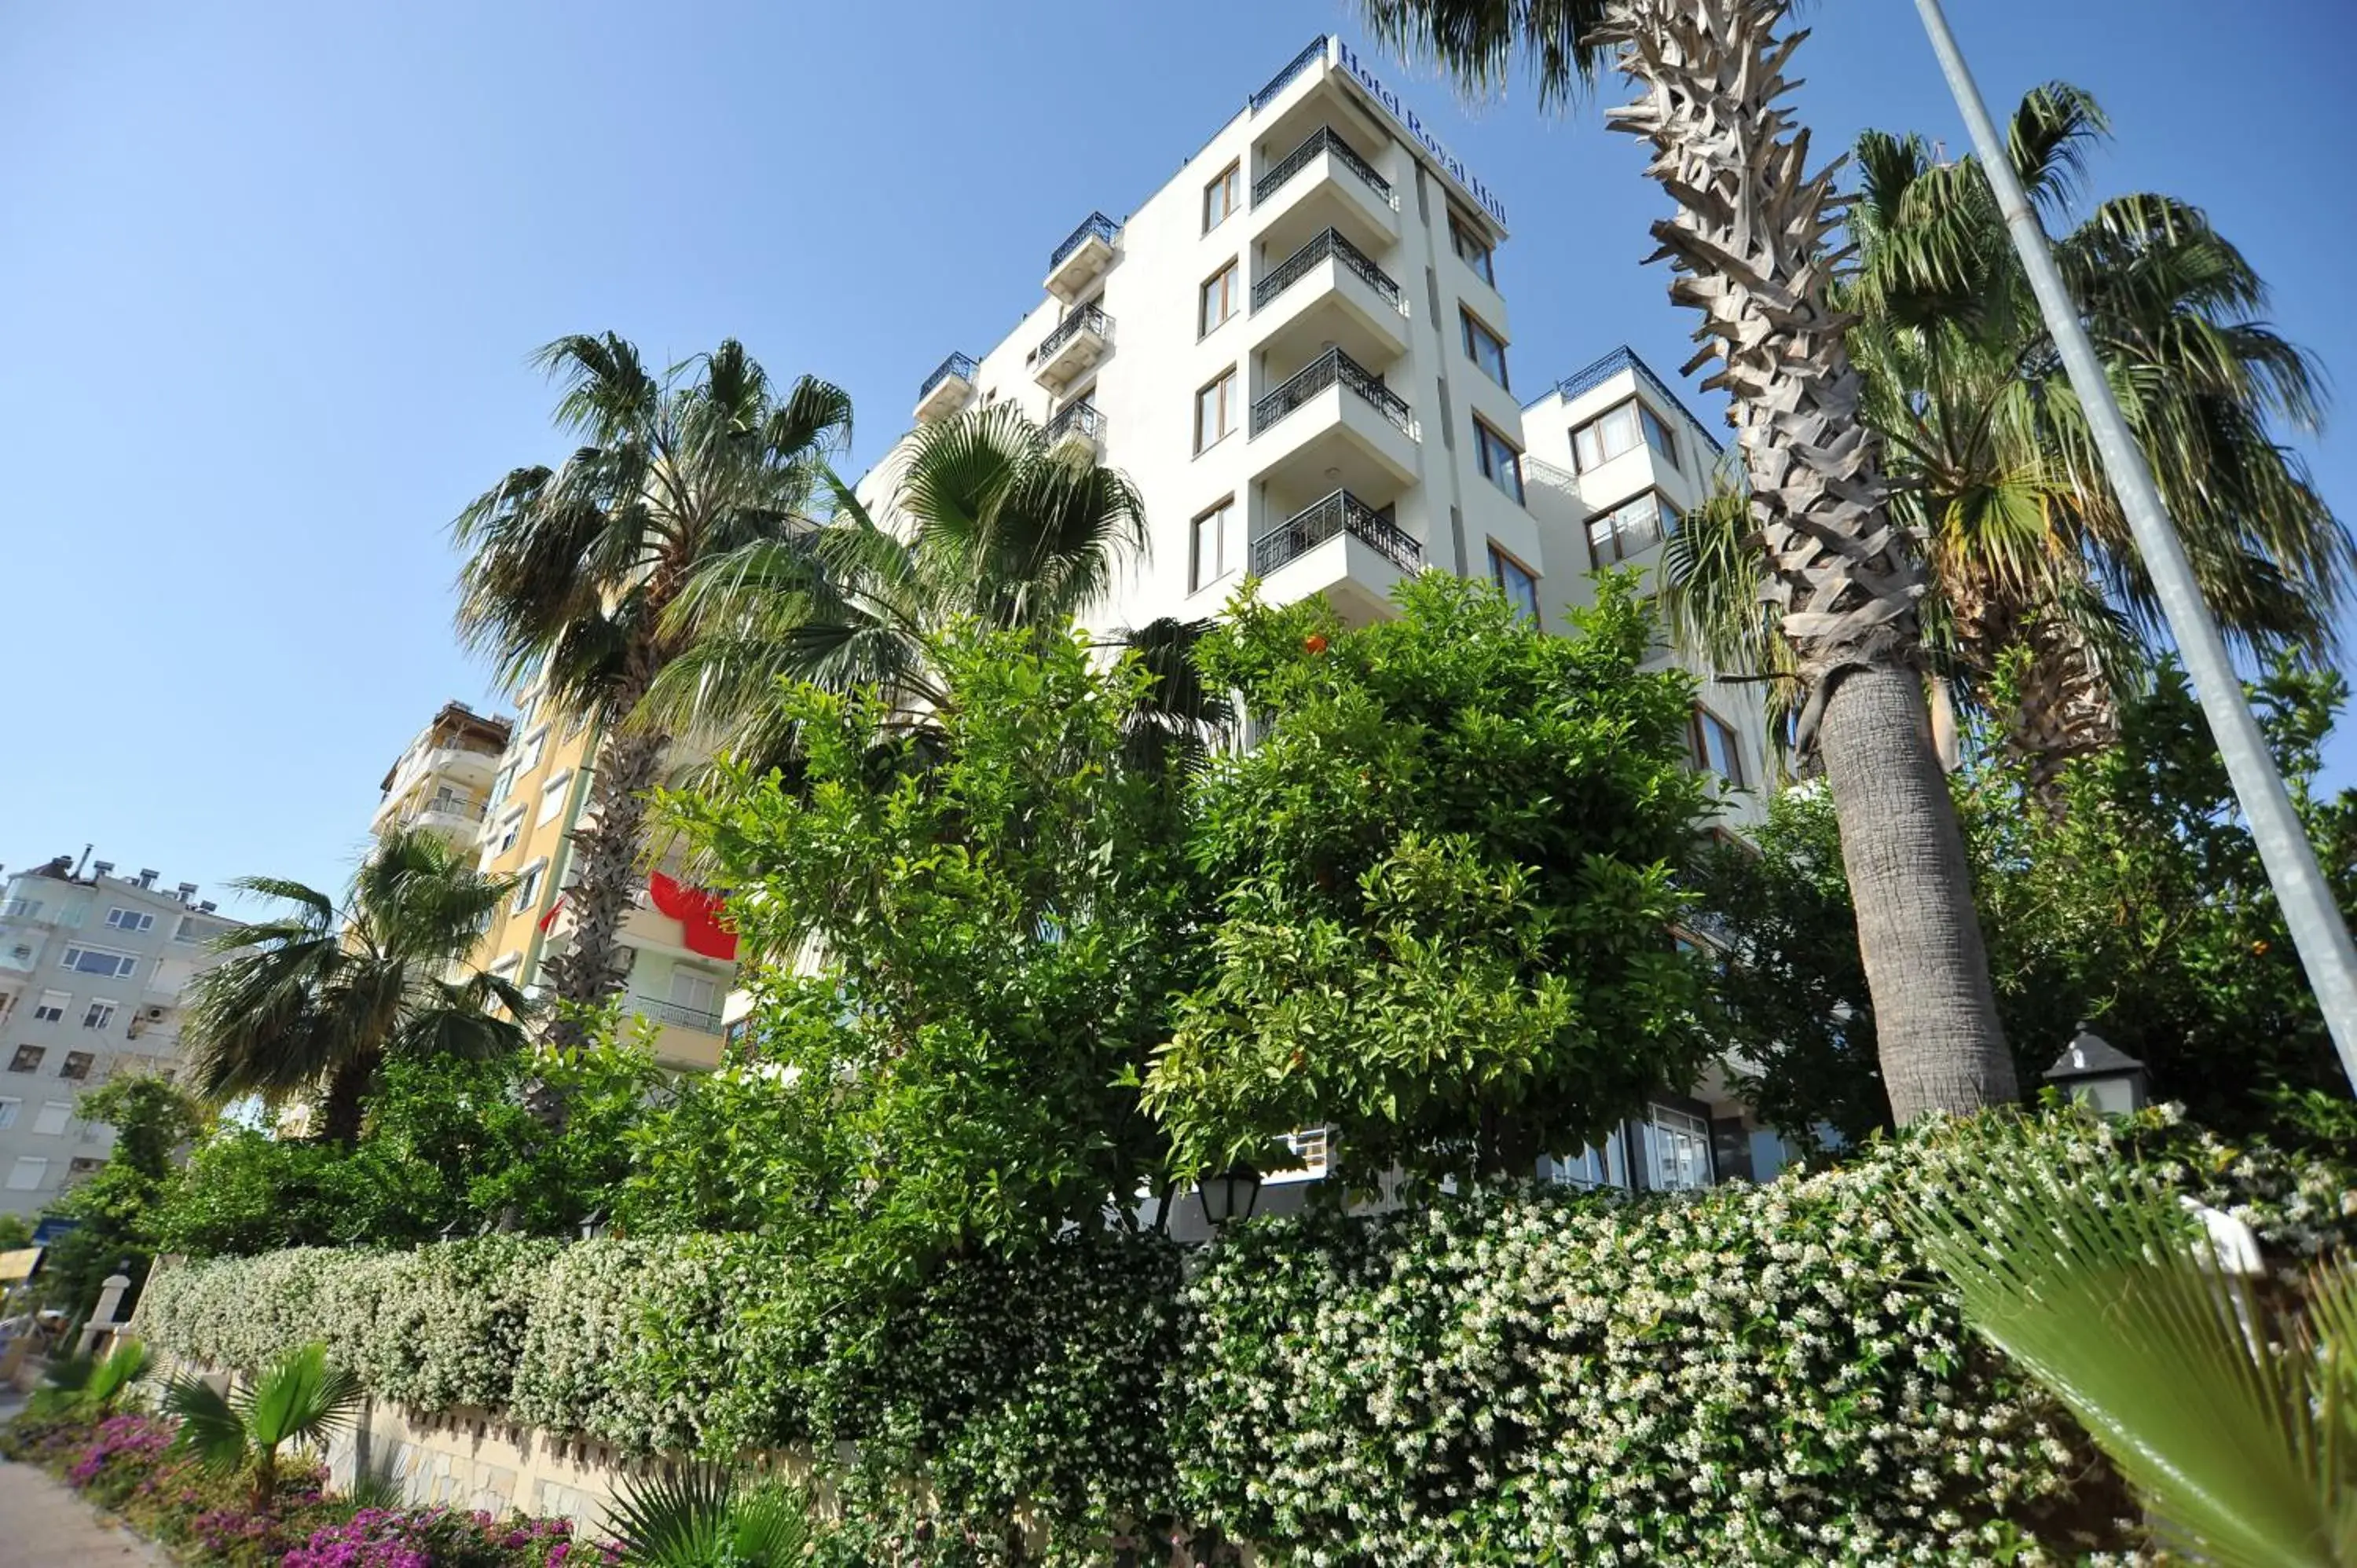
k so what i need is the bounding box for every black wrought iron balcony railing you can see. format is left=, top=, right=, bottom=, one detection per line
left=1251, top=36, right=1329, bottom=112
left=1036, top=305, right=1113, bottom=361
left=1046, top=401, right=1105, bottom=443
left=1048, top=211, right=1119, bottom=271
left=1253, top=125, right=1393, bottom=209
left=1252, top=227, right=1401, bottom=313
left=1250, top=346, right=1412, bottom=438
left=918, top=352, right=977, bottom=401
left=1252, top=489, right=1422, bottom=577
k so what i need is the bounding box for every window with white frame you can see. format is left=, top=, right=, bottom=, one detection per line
left=1549, top=1137, right=1629, bottom=1191
left=494, top=808, right=526, bottom=856
left=511, top=861, right=546, bottom=915
left=1586, top=491, right=1669, bottom=567
left=669, top=969, right=720, bottom=1017
left=537, top=771, right=572, bottom=826
left=81, top=1000, right=115, bottom=1031
left=5, top=1156, right=48, bottom=1191
left=31, top=1101, right=71, bottom=1137
left=60, top=946, right=137, bottom=980
left=1644, top=1105, right=1713, bottom=1192
left=31, top=991, right=69, bottom=1024
left=104, top=907, right=154, bottom=933
left=0, top=1098, right=18, bottom=1130
left=0, top=899, right=39, bottom=920
left=518, top=726, right=548, bottom=772
left=1571, top=397, right=1679, bottom=473
left=1189, top=499, right=1237, bottom=593
left=487, top=761, right=519, bottom=811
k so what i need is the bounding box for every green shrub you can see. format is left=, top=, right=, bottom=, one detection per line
left=135, top=1110, right=2355, bottom=1566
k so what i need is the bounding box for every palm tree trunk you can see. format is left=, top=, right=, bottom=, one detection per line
left=1602, top=0, right=2017, bottom=1122
left=317, top=1048, right=382, bottom=1145
left=539, top=722, right=669, bottom=1048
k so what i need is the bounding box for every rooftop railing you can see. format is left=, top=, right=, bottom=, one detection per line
left=1251, top=36, right=1330, bottom=112
left=1252, top=227, right=1400, bottom=313
left=1048, top=211, right=1119, bottom=271
left=1551, top=346, right=1725, bottom=455
left=1250, top=346, right=1412, bottom=438
left=1252, top=489, right=1421, bottom=577
left=1253, top=124, right=1392, bottom=209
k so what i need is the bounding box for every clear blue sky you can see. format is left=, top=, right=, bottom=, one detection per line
left=4, top=0, right=2352, bottom=904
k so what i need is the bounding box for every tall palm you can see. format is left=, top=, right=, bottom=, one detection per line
left=1846, top=84, right=2349, bottom=792
left=640, top=400, right=1155, bottom=773
left=1897, top=1123, right=2357, bottom=1564
left=455, top=335, right=852, bottom=1040
left=183, top=826, right=527, bottom=1142
left=1365, top=0, right=2014, bottom=1122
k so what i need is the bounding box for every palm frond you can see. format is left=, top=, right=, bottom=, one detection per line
left=1355, top=0, right=1618, bottom=111
left=162, top=1375, right=250, bottom=1475
left=86, top=1339, right=152, bottom=1408
left=240, top=1341, right=363, bottom=1452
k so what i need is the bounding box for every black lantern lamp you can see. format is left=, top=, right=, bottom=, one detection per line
left=1193, top=1166, right=1263, bottom=1230
left=2043, top=1022, right=2149, bottom=1116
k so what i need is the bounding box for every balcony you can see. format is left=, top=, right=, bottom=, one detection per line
left=1032, top=305, right=1111, bottom=391
left=1043, top=211, right=1119, bottom=304
left=1246, top=346, right=1420, bottom=497
left=408, top=797, right=488, bottom=839
left=1252, top=126, right=1399, bottom=260
left=1250, top=228, right=1410, bottom=372
left=914, top=352, right=977, bottom=423
left=630, top=993, right=723, bottom=1035
left=1045, top=400, right=1105, bottom=456
left=1251, top=489, right=1423, bottom=624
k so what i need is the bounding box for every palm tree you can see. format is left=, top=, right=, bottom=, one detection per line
left=603, top=1464, right=817, bottom=1567
left=182, top=826, right=528, bottom=1143
left=37, top=1338, right=151, bottom=1420
left=454, top=335, right=852, bottom=1040
left=640, top=400, right=1156, bottom=774
left=162, top=1342, right=363, bottom=1513
left=1897, top=1123, right=2357, bottom=1564
left=1363, top=0, right=2013, bottom=1122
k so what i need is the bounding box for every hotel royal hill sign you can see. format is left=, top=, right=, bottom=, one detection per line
left=1332, top=39, right=1511, bottom=229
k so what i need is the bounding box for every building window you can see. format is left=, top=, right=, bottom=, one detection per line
left=68, top=1157, right=104, bottom=1176
left=0, top=1099, right=16, bottom=1130
left=1549, top=1138, right=1628, bottom=1191
left=537, top=770, right=573, bottom=826
left=173, top=914, right=207, bottom=943
left=1190, top=499, right=1237, bottom=593
left=511, top=861, right=546, bottom=915
left=31, top=1101, right=70, bottom=1137
left=80, top=1001, right=115, bottom=1031
left=1195, top=368, right=1238, bottom=453
left=669, top=969, right=720, bottom=1017
left=1488, top=546, right=1540, bottom=625
left=1691, top=706, right=1747, bottom=788
left=60, top=947, right=137, bottom=980
left=60, top=1052, right=93, bottom=1081
left=494, top=809, right=526, bottom=856
left=1461, top=309, right=1509, bottom=388
left=1204, top=162, right=1240, bottom=232
left=1472, top=419, right=1525, bottom=504
left=487, top=762, right=518, bottom=811
left=1644, top=1104, right=1713, bottom=1191
left=518, top=726, right=548, bottom=772
left=1571, top=397, right=1679, bottom=473
left=31, top=991, right=68, bottom=1024
left=8, top=1046, right=44, bottom=1073
left=1199, top=261, right=1238, bottom=336
left=1587, top=491, right=1669, bottom=566
left=5, top=1156, right=47, bottom=1192
left=103, top=907, right=154, bottom=933
left=1450, top=212, right=1495, bottom=285
left=0, top=899, right=40, bottom=920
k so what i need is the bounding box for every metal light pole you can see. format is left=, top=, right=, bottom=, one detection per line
left=1913, top=0, right=2357, bottom=1096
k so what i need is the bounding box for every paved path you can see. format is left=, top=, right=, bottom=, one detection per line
left=0, top=1457, right=166, bottom=1566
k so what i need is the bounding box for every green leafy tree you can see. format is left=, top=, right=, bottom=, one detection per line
left=649, top=622, right=1203, bottom=1284
left=1699, top=658, right=2357, bottom=1145
left=1359, top=0, right=2014, bottom=1123
left=181, top=826, right=529, bottom=1142
left=453, top=335, right=852, bottom=1040
left=162, top=1341, right=362, bottom=1511
left=0, top=1212, right=32, bottom=1251
left=37, top=1076, right=204, bottom=1315
left=1145, top=574, right=1713, bottom=1187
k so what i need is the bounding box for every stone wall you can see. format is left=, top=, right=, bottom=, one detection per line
left=326, top=1399, right=628, bottom=1531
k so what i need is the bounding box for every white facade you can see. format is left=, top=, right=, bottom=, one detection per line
left=372, top=700, right=513, bottom=848
left=0, top=856, right=239, bottom=1218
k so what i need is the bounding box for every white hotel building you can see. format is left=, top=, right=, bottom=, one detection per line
left=884, top=35, right=1790, bottom=1191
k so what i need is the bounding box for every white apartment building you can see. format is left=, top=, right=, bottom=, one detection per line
left=372, top=700, right=513, bottom=848
left=873, top=37, right=1799, bottom=1192
left=0, top=855, right=240, bottom=1218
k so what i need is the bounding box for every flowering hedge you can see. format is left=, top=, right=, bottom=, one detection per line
left=136, top=1111, right=2356, bottom=1566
